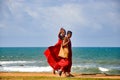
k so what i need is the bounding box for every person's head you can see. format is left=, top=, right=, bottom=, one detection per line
left=60, top=28, right=66, bottom=37
left=67, top=31, right=72, bottom=38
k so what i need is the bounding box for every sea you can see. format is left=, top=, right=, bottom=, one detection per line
left=0, top=47, right=120, bottom=75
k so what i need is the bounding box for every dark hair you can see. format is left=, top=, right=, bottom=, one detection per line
left=67, top=31, right=72, bottom=35
left=59, top=29, right=66, bottom=40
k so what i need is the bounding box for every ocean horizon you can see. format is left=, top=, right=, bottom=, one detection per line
left=0, top=47, right=120, bottom=75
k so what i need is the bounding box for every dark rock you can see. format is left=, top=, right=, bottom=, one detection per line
left=19, top=64, right=24, bottom=66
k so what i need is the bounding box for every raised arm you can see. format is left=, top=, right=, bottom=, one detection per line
left=58, top=28, right=65, bottom=39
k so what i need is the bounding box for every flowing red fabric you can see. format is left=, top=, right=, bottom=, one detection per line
left=44, top=39, right=62, bottom=70
left=44, top=39, right=72, bottom=72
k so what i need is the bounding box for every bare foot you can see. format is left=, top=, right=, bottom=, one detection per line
left=67, top=74, right=74, bottom=77
left=58, top=70, right=62, bottom=76
left=53, top=70, right=56, bottom=74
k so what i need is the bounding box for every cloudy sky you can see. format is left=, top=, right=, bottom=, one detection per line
left=0, top=0, right=120, bottom=47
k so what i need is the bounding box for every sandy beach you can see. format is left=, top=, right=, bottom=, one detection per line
left=0, top=72, right=120, bottom=79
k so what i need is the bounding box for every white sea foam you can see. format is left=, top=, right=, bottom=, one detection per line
left=0, top=61, right=37, bottom=65
left=98, top=67, right=109, bottom=72
left=0, top=66, right=52, bottom=72
left=72, top=64, right=97, bottom=69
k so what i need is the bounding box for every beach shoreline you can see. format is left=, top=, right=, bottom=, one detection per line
left=0, top=72, right=120, bottom=79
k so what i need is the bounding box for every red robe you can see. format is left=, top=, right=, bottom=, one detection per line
left=44, top=39, right=72, bottom=72
left=44, top=39, right=62, bottom=70
left=65, top=40, right=72, bottom=73
left=58, top=40, right=72, bottom=72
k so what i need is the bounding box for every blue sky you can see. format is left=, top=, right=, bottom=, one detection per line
left=0, top=0, right=120, bottom=47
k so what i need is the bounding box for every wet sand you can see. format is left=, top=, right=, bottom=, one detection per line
left=0, top=72, right=120, bottom=79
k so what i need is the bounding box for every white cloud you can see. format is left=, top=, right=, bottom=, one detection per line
left=4, top=0, right=120, bottom=30
left=2, top=0, right=119, bottom=30
left=0, top=0, right=120, bottom=46
left=41, top=4, right=84, bottom=28
left=24, top=7, right=39, bottom=19
left=6, top=0, right=21, bottom=14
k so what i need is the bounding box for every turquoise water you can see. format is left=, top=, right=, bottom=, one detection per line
left=0, top=47, right=120, bottom=75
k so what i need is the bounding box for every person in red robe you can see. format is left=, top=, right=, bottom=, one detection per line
left=57, top=31, right=72, bottom=77
left=44, top=28, right=66, bottom=73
